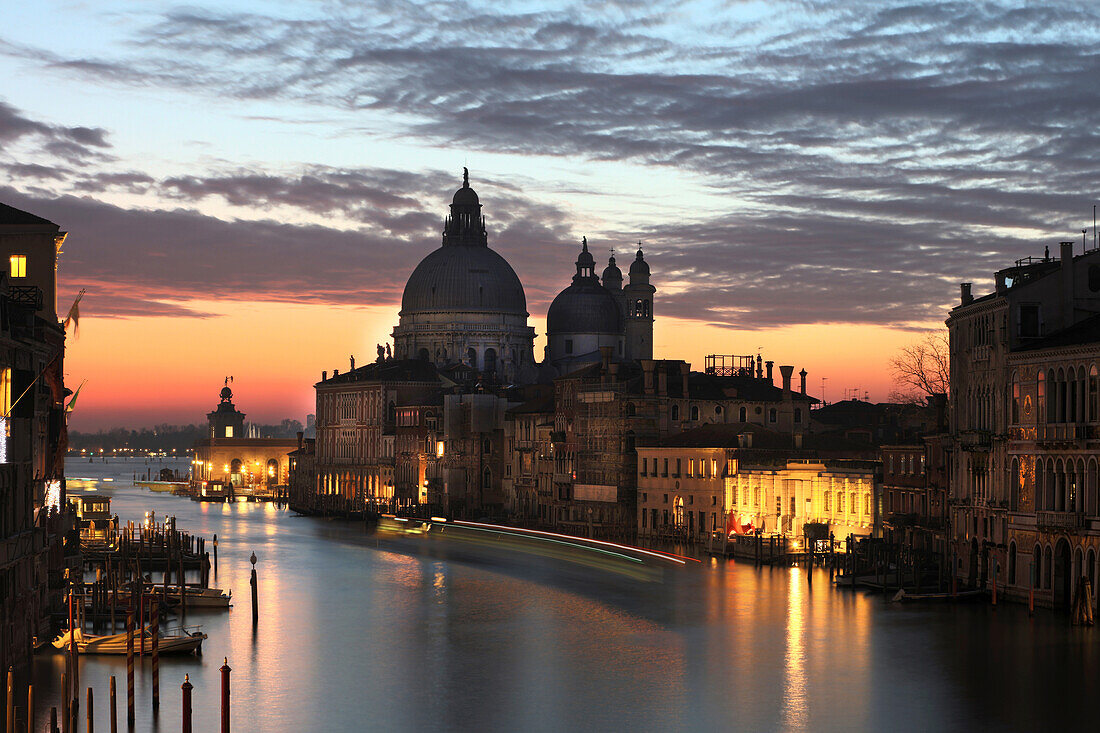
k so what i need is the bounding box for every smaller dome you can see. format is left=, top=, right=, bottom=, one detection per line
left=577, top=236, right=595, bottom=269
left=219, top=386, right=233, bottom=401
left=547, top=282, right=623, bottom=335
left=629, top=248, right=650, bottom=276
left=602, top=254, right=622, bottom=288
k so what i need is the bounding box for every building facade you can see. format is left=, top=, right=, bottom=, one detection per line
left=0, top=202, right=71, bottom=674
left=948, top=241, right=1100, bottom=606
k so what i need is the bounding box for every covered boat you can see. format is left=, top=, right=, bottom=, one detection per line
left=52, top=626, right=206, bottom=655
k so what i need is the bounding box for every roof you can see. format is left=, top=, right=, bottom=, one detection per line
left=0, top=202, right=58, bottom=228
left=547, top=278, right=622, bottom=335
left=400, top=242, right=528, bottom=316
left=649, top=422, right=878, bottom=457
left=507, top=395, right=554, bottom=415
left=319, top=359, right=442, bottom=386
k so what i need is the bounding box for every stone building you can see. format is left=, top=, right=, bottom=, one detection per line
left=191, top=384, right=298, bottom=493
left=947, top=240, right=1100, bottom=603
left=0, top=202, right=71, bottom=674
left=637, top=423, right=879, bottom=544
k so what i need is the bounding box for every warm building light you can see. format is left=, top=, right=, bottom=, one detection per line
left=436, top=441, right=444, bottom=457
left=9, top=255, right=26, bottom=278
left=44, top=480, right=61, bottom=510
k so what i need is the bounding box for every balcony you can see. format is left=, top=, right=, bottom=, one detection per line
left=958, top=430, right=992, bottom=451
left=1036, top=423, right=1087, bottom=445
left=1036, top=511, right=1084, bottom=530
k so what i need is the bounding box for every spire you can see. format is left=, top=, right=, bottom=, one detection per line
left=574, top=236, right=596, bottom=282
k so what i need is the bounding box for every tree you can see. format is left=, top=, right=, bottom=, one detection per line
left=889, top=330, right=949, bottom=403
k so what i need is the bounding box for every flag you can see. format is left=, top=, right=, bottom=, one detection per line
left=63, top=289, right=85, bottom=336
left=65, top=380, right=87, bottom=413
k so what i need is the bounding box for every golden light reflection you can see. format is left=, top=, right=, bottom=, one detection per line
left=780, top=567, right=807, bottom=730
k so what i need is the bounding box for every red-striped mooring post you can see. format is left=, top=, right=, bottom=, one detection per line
left=181, top=675, right=193, bottom=733
left=220, top=658, right=232, bottom=733
left=126, top=613, right=135, bottom=724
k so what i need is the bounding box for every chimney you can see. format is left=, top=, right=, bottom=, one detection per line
left=739, top=432, right=753, bottom=449
left=799, top=369, right=807, bottom=396
left=658, top=367, right=668, bottom=396
left=779, top=365, right=794, bottom=400
left=995, top=271, right=1007, bottom=294
left=765, top=361, right=774, bottom=384
left=960, top=283, right=973, bottom=305
left=756, top=355, right=763, bottom=379
left=681, top=363, right=690, bottom=398
left=296, top=431, right=304, bottom=450
left=642, top=360, right=655, bottom=395
left=1061, top=241, right=1075, bottom=329
left=322, top=370, right=328, bottom=381
left=599, top=345, right=613, bottom=372
left=333, top=368, right=339, bottom=377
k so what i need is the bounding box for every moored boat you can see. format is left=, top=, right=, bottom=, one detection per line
left=52, top=626, right=207, bottom=655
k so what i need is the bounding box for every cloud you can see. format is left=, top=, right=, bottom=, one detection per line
left=0, top=100, right=111, bottom=165
left=4, top=2, right=1100, bottom=330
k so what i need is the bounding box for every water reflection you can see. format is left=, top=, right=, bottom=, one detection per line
left=30, top=459, right=1100, bottom=731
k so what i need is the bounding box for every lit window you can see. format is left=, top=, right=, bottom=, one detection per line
left=9, top=255, right=26, bottom=278
left=225, top=426, right=233, bottom=438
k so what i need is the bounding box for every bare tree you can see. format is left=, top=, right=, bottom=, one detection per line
left=889, top=330, right=949, bottom=403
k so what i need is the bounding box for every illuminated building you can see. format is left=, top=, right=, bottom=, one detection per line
left=636, top=423, right=880, bottom=543
left=0, top=201, right=70, bottom=674
left=948, top=241, right=1100, bottom=609
left=190, top=383, right=297, bottom=494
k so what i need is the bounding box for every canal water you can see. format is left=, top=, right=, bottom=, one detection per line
left=33, top=458, right=1098, bottom=732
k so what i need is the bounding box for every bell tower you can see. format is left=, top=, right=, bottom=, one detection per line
left=622, top=246, right=655, bottom=360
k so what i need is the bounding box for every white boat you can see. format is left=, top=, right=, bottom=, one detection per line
left=140, top=585, right=232, bottom=608
left=52, top=626, right=206, bottom=655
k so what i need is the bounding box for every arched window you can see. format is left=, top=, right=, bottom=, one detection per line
left=387, top=401, right=396, bottom=424
left=714, top=405, right=723, bottom=416
left=484, top=348, right=497, bottom=373
left=1091, top=365, right=1099, bottom=422
left=690, top=406, right=700, bottom=421
left=739, top=407, right=747, bottom=422
left=624, top=431, right=635, bottom=453
left=1011, top=371, right=1020, bottom=425
left=482, top=467, right=492, bottom=490
left=1033, top=545, right=1042, bottom=588
left=418, top=348, right=430, bottom=361
left=794, top=408, right=803, bottom=424
left=1008, top=542, right=1017, bottom=586
left=467, top=348, right=477, bottom=368
left=671, top=404, right=679, bottom=420
left=643, top=300, right=650, bottom=317
left=1037, top=370, right=1046, bottom=424
left=1009, top=457, right=1020, bottom=511
left=769, top=408, right=777, bottom=423
left=635, top=300, right=644, bottom=316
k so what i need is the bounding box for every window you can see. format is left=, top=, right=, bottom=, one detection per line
left=769, top=408, right=777, bottom=422
left=225, top=426, right=233, bottom=438
left=662, top=459, right=668, bottom=477
left=837, top=492, right=844, bottom=513
left=824, top=491, right=831, bottom=512
left=675, top=458, right=681, bottom=477
left=1012, top=371, right=1020, bottom=424
left=739, top=407, right=747, bottom=422
left=565, top=339, right=574, bottom=354
left=711, top=496, right=717, bottom=506
left=1037, top=371, right=1046, bottom=423
left=775, top=496, right=781, bottom=515
left=671, top=404, right=680, bottom=420
left=9, top=255, right=26, bottom=278
left=794, top=408, right=802, bottom=424
left=687, top=459, right=694, bottom=477
left=690, top=406, right=699, bottom=421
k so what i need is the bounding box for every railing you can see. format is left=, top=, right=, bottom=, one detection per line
left=1036, top=423, right=1088, bottom=443
left=1036, top=511, right=1084, bottom=530
left=959, top=430, right=992, bottom=449
left=7, top=285, right=43, bottom=311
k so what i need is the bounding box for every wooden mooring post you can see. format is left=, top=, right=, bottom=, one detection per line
left=109, top=676, right=117, bottom=733
left=250, top=552, right=259, bottom=627
left=126, top=613, right=135, bottom=724
left=220, top=659, right=232, bottom=733
left=181, top=675, right=193, bottom=733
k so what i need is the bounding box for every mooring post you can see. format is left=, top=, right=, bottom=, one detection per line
left=109, top=676, right=117, bottom=733
left=86, top=687, right=93, bottom=733
left=213, top=535, right=218, bottom=577
left=61, top=674, right=69, bottom=733
left=27, top=682, right=34, bottom=733
left=6, top=666, right=14, bottom=733
left=69, top=584, right=78, bottom=694
left=250, top=552, right=258, bottom=627
left=220, top=659, right=232, bottom=733
left=126, top=613, right=135, bottom=724
left=138, top=589, right=145, bottom=658
left=51, top=706, right=58, bottom=733
left=1029, top=559, right=1035, bottom=617
left=152, top=603, right=160, bottom=711
left=181, top=675, right=193, bottom=733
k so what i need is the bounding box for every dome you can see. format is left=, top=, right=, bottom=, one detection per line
left=219, top=386, right=233, bottom=401
left=629, top=248, right=649, bottom=277
left=547, top=281, right=622, bottom=334
left=400, top=244, right=528, bottom=315
left=602, top=254, right=622, bottom=289
left=451, top=166, right=480, bottom=207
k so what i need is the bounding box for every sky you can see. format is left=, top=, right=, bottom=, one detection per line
left=3, top=0, right=1100, bottom=430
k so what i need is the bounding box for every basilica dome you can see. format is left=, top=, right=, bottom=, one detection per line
left=400, top=245, right=527, bottom=316
left=547, top=239, right=622, bottom=335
